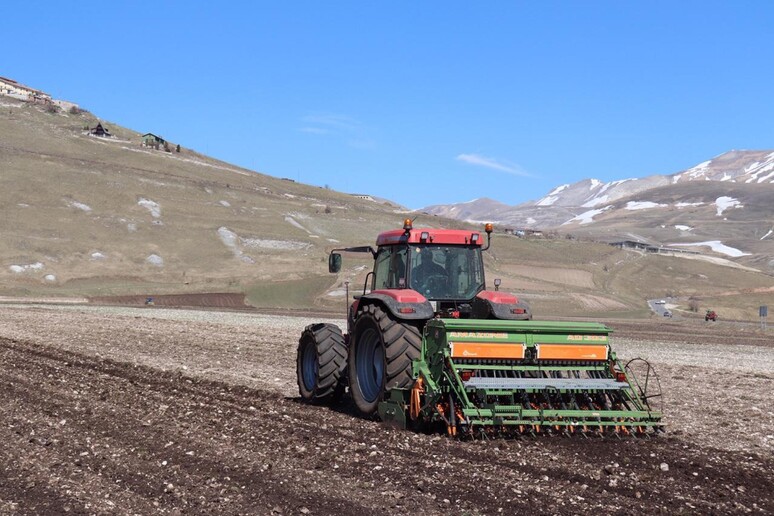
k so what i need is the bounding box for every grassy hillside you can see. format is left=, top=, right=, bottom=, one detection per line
left=2, top=98, right=773, bottom=320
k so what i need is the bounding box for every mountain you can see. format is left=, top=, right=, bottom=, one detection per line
left=2, top=92, right=773, bottom=321
left=422, top=150, right=774, bottom=270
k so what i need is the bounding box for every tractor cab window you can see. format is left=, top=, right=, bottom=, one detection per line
left=409, top=245, right=484, bottom=300
left=372, top=245, right=408, bottom=290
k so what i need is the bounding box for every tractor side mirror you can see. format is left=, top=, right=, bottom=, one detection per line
left=494, top=278, right=501, bottom=291
left=328, top=253, right=342, bottom=273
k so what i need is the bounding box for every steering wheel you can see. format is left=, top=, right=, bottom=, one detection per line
left=422, top=273, right=447, bottom=293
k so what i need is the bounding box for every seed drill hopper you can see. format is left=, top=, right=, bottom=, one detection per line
left=298, top=220, right=663, bottom=436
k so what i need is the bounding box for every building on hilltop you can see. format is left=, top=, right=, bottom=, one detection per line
left=0, top=76, right=52, bottom=104
left=142, top=133, right=166, bottom=148
left=610, top=240, right=700, bottom=255
left=350, top=194, right=375, bottom=201
left=90, top=122, right=112, bottom=137
left=502, top=227, right=544, bottom=238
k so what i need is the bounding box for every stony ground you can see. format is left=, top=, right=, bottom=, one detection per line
left=0, top=304, right=772, bottom=515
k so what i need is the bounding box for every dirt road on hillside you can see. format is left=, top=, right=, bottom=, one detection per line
left=1, top=306, right=772, bottom=514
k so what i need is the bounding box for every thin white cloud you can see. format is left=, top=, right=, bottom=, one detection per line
left=299, top=113, right=374, bottom=150
left=300, top=113, right=362, bottom=133
left=299, top=127, right=329, bottom=135
left=456, top=153, right=530, bottom=177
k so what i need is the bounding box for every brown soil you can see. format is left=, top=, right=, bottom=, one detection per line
left=0, top=305, right=772, bottom=515
left=89, top=293, right=250, bottom=309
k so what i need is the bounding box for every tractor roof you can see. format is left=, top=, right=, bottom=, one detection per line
left=376, top=227, right=484, bottom=247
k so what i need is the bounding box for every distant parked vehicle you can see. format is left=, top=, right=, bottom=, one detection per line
left=705, top=310, right=717, bottom=322
left=655, top=300, right=666, bottom=305
left=663, top=310, right=672, bottom=317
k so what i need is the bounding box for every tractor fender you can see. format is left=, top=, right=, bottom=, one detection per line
left=472, top=290, right=532, bottom=320
left=356, top=290, right=434, bottom=321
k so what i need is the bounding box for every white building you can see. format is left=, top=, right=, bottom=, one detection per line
left=0, top=76, right=52, bottom=103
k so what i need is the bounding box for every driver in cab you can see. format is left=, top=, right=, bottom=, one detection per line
left=412, top=247, right=447, bottom=294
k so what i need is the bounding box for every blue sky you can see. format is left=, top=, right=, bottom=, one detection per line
left=3, top=2, right=774, bottom=209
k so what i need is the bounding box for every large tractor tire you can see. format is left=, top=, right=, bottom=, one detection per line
left=349, top=304, right=422, bottom=416
left=297, top=323, right=347, bottom=404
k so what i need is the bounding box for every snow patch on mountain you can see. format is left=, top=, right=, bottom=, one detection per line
left=219, top=226, right=311, bottom=261
left=241, top=237, right=311, bottom=250
left=9, top=262, right=44, bottom=273
left=676, top=202, right=704, bottom=209
left=138, top=198, right=161, bottom=218
left=743, top=152, right=774, bottom=183
left=581, top=195, right=609, bottom=208
left=675, top=225, right=693, bottom=231
left=715, top=196, right=742, bottom=216
left=536, top=184, right=569, bottom=206
left=562, top=206, right=613, bottom=225
left=625, top=201, right=667, bottom=211
left=67, top=200, right=92, bottom=212
left=669, top=241, right=750, bottom=257
left=578, top=179, right=636, bottom=208
left=676, top=160, right=712, bottom=183
left=146, top=254, right=164, bottom=266
left=285, top=215, right=314, bottom=234
left=601, top=179, right=633, bottom=192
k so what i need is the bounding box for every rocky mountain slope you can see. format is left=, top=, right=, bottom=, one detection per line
left=423, top=150, right=774, bottom=270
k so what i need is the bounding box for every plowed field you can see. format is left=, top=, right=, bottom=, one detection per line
left=1, top=305, right=772, bottom=515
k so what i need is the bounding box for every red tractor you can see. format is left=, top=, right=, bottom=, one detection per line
left=297, top=220, right=531, bottom=416
left=705, top=309, right=718, bottom=322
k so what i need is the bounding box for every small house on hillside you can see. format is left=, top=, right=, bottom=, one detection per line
left=610, top=240, right=700, bottom=255
left=503, top=227, right=544, bottom=238
left=91, top=122, right=111, bottom=137
left=142, top=133, right=166, bottom=147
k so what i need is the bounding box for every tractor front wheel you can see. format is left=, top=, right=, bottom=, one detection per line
left=297, top=323, right=347, bottom=404
left=349, top=304, right=422, bottom=416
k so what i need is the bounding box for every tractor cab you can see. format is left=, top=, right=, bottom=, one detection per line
left=328, top=220, right=530, bottom=321
left=371, top=233, right=485, bottom=303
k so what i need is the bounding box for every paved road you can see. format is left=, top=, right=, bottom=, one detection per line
left=647, top=298, right=673, bottom=318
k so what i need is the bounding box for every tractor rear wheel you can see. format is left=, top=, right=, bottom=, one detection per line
left=297, top=323, right=347, bottom=404
left=349, top=304, right=422, bottom=416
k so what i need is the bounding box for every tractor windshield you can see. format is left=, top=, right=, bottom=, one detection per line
left=408, top=245, right=484, bottom=300
left=371, top=244, right=485, bottom=300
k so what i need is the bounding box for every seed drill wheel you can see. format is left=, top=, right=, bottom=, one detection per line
left=624, top=358, right=664, bottom=413
left=349, top=304, right=422, bottom=416
left=297, top=323, right=347, bottom=404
